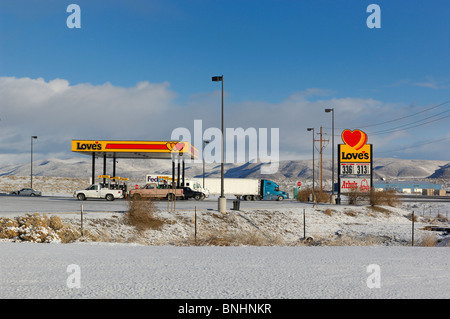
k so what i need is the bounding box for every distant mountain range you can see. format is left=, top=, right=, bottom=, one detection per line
left=1, top=157, right=449, bottom=183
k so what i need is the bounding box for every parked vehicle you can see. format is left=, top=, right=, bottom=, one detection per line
left=146, top=174, right=209, bottom=198
left=73, top=184, right=123, bottom=201
left=129, top=183, right=183, bottom=200
left=183, top=179, right=209, bottom=198
left=180, top=187, right=205, bottom=200
left=191, top=178, right=289, bottom=201
left=10, top=188, right=42, bottom=196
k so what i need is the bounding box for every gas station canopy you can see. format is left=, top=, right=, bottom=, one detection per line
left=72, top=140, right=199, bottom=160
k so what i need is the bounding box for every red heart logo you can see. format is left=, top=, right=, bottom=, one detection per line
left=342, top=129, right=367, bottom=150
left=167, top=142, right=185, bottom=152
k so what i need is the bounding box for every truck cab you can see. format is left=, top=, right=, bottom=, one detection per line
left=261, top=180, right=289, bottom=201
left=184, top=179, right=209, bottom=198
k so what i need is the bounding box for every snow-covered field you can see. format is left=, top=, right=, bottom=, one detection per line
left=1, top=243, right=449, bottom=299
left=1, top=176, right=449, bottom=299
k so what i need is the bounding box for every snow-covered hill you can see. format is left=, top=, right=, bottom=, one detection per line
left=0, top=157, right=448, bottom=181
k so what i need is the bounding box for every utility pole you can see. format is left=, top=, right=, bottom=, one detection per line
left=314, top=127, right=329, bottom=193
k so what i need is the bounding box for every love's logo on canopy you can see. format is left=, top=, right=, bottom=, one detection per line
left=166, top=142, right=185, bottom=152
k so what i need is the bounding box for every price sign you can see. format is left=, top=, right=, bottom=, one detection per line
left=340, top=163, right=371, bottom=175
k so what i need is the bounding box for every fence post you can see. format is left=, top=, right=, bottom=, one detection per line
left=303, top=208, right=306, bottom=239
left=194, top=206, right=197, bottom=243
left=411, top=211, right=414, bottom=247
left=80, top=204, right=84, bottom=236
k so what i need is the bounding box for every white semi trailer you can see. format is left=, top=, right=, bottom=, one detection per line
left=191, top=178, right=289, bottom=201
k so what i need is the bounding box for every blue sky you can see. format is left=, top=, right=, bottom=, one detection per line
left=0, top=0, right=449, bottom=166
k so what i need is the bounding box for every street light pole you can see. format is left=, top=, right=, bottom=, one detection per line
left=325, top=108, right=335, bottom=203
left=212, top=75, right=226, bottom=213
left=307, top=128, right=315, bottom=201
left=203, top=140, right=210, bottom=189
left=31, top=136, right=37, bottom=188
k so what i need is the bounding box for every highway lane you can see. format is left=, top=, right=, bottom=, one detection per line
left=1, top=193, right=448, bottom=217
left=0, top=194, right=129, bottom=215
left=0, top=194, right=300, bottom=215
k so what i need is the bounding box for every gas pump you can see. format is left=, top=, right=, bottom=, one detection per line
left=98, top=175, right=111, bottom=188
left=110, top=177, right=129, bottom=196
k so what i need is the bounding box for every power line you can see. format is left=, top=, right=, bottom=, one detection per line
left=325, top=100, right=450, bottom=131
left=376, top=136, right=450, bottom=155
left=360, top=100, right=450, bottom=129
left=368, top=110, right=450, bottom=135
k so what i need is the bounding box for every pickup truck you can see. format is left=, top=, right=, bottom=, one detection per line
left=74, top=184, right=123, bottom=201
left=129, top=183, right=183, bottom=200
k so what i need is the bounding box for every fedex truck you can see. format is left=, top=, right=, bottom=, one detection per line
left=191, top=178, right=289, bottom=201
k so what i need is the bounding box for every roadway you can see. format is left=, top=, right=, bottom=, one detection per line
left=0, top=194, right=300, bottom=216
left=1, top=193, right=448, bottom=217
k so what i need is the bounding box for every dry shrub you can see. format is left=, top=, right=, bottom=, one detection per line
left=57, top=226, right=82, bottom=243
left=0, top=213, right=80, bottom=243
left=194, top=230, right=278, bottom=246
left=418, top=234, right=437, bottom=247
left=49, top=215, right=65, bottom=230
left=368, top=205, right=392, bottom=215
left=124, top=197, right=164, bottom=231
left=369, top=189, right=399, bottom=207
left=324, top=234, right=385, bottom=246
left=323, top=209, right=333, bottom=216
left=346, top=190, right=367, bottom=205
left=296, top=187, right=312, bottom=202
left=0, top=218, right=19, bottom=238
left=297, top=188, right=329, bottom=203
left=345, top=189, right=399, bottom=207
left=344, top=210, right=358, bottom=217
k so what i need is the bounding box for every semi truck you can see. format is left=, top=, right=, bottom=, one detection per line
left=191, top=178, right=289, bottom=201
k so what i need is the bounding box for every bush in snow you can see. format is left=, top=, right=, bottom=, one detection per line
left=0, top=213, right=81, bottom=243
left=124, top=197, right=164, bottom=231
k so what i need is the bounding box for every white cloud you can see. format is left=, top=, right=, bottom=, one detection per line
left=0, top=77, right=179, bottom=163
left=413, top=76, right=449, bottom=89
left=0, top=77, right=448, bottom=166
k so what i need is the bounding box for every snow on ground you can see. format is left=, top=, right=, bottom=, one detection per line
left=1, top=243, right=449, bottom=299
left=1, top=176, right=449, bottom=299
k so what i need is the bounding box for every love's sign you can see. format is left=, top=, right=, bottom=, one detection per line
left=338, top=129, right=373, bottom=196
left=339, top=129, right=371, bottom=163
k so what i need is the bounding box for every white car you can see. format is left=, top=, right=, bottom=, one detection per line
left=11, top=188, right=42, bottom=196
